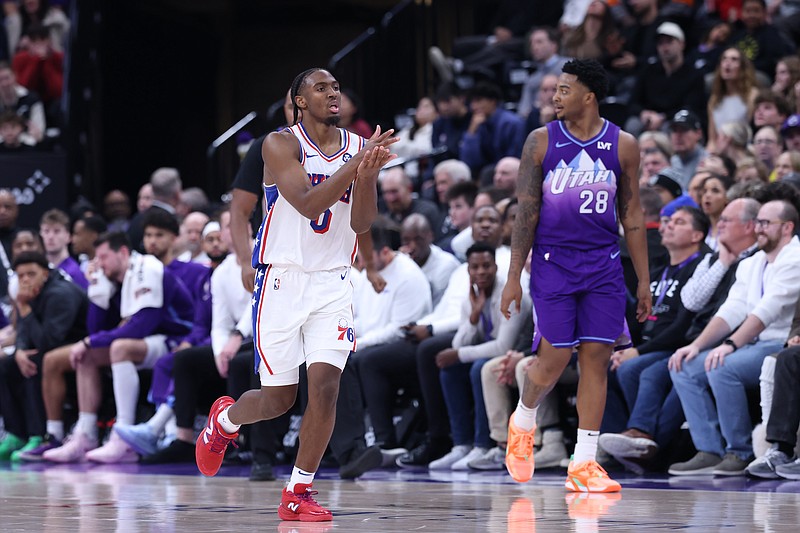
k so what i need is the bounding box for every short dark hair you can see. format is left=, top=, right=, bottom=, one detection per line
left=445, top=181, right=479, bottom=205
left=675, top=205, right=710, bottom=237
left=369, top=216, right=401, bottom=251
left=562, top=59, right=609, bottom=101
left=531, top=26, right=560, bottom=46
left=12, top=251, right=49, bottom=271
left=142, top=209, right=180, bottom=236
left=434, top=82, right=464, bottom=103
left=95, top=231, right=131, bottom=251
left=754, top=90, right=792, bottom=118
left=469, top=81, right=504, bottom=102
left=501, top=197, right=519, bottom=222
left=639, top=186, right=664, bottom=219
left=466, top=242, right=496, bottom=260
left=78, top=215, right=108, bottom=235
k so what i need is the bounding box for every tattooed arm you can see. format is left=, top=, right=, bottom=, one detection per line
left=501, top=128, right=546, bottom=319
left=617, top=131, right=652, bottom=322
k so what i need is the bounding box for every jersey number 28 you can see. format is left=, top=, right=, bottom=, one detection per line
left=579, top=190, right=609, bottom=214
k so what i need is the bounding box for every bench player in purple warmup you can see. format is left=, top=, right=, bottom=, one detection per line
left=501, top=59, right=652, bottom=492
left=194, top=68, right=398, bottom=522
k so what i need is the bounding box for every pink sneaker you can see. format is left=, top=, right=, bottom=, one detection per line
left=85, top=432, right=139, bottom=463
left=43, top=432, right=97, bottom=463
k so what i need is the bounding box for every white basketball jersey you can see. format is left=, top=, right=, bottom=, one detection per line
left=252, top=123, right=366, bottom=272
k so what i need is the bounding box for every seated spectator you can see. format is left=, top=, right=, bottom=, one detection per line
left=771, top=57, right=800, bottom=114
left=752, top=90, right=791, bottom=132
left=523, top=73, right=558, bottom=134
left=0, top=61, right=45, bottom=143
left=713, top=121, right=753, bottom=165
left=429, top=243, right=531, bottom=471
left=430, top=158, right=471, bottom=217
left=11, top=24, right=63, bottom=108
left=668, top=110, right=708, bottom=189
left=175, top=211, right=211, bottom=264
left=706, top=47, right=758, bottom=155
left=0, top=251, right=87, bottom=461
left=648, top=167, right=688, bottom=208
left=641, top=146, right=672, bottom=183
left=669, top=200, right=800, bottom=476
left=176, top=187, right=210, bottom=219
left=734, top=156, right=769, bottom=184
left=699, top=173, right=734, bottom=250
left=0, top=110, right=34, bottom=152
left=392, top=97, right=438, bottom=182
left=71, top=215, right=107, bottom=275
left=339, top=88, right=372, bottom=138
left=450, top=191, right=512, bottom=262
left=561, top=0, right=616, bottom=61
left=516, top=27, right=570, bottom=119
left=127, top=167, right=182, bottom=252
left=4, top=0, right=71, bottom=53
left=39, top=208, right=88, bottom=290
left=459, top=81, right=525, bottom=178
left=400, top=214, right=459, bottom=308
left=773, top=150, right=800, bottom=181
left=430, top=83, right=471, bottom=163
left=686, top=20, right=731, bottom=75
left=782, top=114, right=800, bottom=152
left=380, top=166, right=442, bottom=238
left=729, top=0, right=796, bottom=80
left=625, top=22, right=705, bottom=137
left=42, top=232, right=194, bottom=463
left=102, top=190, right=132, bottom=234
left=437, top=180, right=478, bottom=255
left=489, top=156, right=520, bottom=193
left=137, top=183, right=154, bottom=214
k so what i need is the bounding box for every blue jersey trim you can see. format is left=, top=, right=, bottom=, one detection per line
left=557, top=119, right=609, bottom=147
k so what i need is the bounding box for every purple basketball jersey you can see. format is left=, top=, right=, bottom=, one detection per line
left=536, top=120, right=622, bottom=249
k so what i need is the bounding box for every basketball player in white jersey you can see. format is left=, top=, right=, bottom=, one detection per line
left=195, top=68, right=397, bottom=523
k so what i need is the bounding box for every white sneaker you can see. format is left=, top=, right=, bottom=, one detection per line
left=536, top=430, right=568, bottom=468
left=43, top=432, right=97, bottom=463
left=452, top=447, right=489, bottom=471
left=85, top=432, right=138, bottom=464
left=469, top=446, right=506, bottom=470
left=428, top=445, right=470, bottom=470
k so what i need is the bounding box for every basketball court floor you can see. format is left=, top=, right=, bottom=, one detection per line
left=2, top=461, right=799, bottom=532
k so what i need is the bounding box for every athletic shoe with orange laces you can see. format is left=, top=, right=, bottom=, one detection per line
left=505, top=415, right=536, bottom=482
left=195, top=396, right=239, bottom=477
left=565, top=458, right=622, bottom=493
left=278, top=486, right=333, bottom=522
left=565, top=492, right=622, bottom=519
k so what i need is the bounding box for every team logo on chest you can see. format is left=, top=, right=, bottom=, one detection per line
left=545, top=149, right=614, bottom=195
left=342, top=153, right=352, bottom=162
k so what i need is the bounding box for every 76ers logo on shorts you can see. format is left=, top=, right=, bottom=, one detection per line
left=337, top=317, right=354, bottom=342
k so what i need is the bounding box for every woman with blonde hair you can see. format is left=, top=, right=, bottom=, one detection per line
left=772, top=150, right=800, bottom=181
left=707, top=47, right=758, bottom=153
left=772, top=56, right=800, bottom=114
left=733, top=156, right=769, bottom=183
left=714, top=121, right=753, bottom=163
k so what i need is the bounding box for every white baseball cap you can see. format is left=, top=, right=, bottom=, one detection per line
left=656, top=22, right=685, bottom=42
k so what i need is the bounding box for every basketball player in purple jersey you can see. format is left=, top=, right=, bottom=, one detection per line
left=501, top=59, right=652, bottom=492
left=195, top=68, right=398, bottom=522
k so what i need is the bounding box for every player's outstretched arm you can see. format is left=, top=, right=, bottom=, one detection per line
left=617, top=131, right=651, bottom=322
left=350, top=144, right=396, bottom=233
left=501, top=128, right=546, bottom=319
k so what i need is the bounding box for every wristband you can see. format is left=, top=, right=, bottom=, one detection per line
left=722, top=338, right=738, bottom=351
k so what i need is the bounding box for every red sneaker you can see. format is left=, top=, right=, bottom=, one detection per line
left=195, top=396, right=239, bottom=477
left=278, top=487, right=333, bottom=522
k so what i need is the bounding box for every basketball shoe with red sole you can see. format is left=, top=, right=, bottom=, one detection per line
left=195, top=396, right=239, bottom=476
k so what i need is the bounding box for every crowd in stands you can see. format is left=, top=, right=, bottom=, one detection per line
left=4, top=0, right=800, bottom=485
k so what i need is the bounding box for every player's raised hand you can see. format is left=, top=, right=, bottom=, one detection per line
left=500, top=278, right=521, bottom=320
left=364, top=125, right=400, bottom=151
left=356, top=146, right=396, bottom=183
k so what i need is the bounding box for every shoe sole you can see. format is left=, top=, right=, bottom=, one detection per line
left=668, top=466, right=718, bottom=475
left=599, top=434, right=657, bottom=459
left=565, top=477, right=621, bottom=493
left=746, top=468, right=781, bottom=479
left=115, top=430, right=158, bottom=457
left=278, top=505, right=333, bottom=522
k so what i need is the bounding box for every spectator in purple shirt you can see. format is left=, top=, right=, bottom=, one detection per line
left=39, top=209, right=88, bottom=290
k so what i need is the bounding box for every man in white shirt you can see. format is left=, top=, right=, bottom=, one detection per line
left=669, top=200, right=800, bottom=476
left=400, top=214, right=459, bottom=307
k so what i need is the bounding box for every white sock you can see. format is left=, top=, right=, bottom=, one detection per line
left=164, top=414, right=178, bottom=438
left=573, top=428, right=600, bottom=464
left=47, top=420, right=64, bottom=441
left=146, top=404, right=174, bottom=436
left=111, top=361, right=139, bottom=426
left=77, top=412, right=98, bottom=440
left=287, top=466, right=315, bottom=494
left=217, top=407, right=241, bottom=434
left=512, top=400, right=538, bottom=432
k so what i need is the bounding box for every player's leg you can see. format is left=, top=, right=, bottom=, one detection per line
left=24, top=345, right=72, bottom=460
left=44, top=346, right=111, bottom=462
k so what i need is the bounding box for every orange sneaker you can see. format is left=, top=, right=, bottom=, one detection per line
left=195, top=396, right=239, bottom=477
left=505, top=415, right=536, bottom=483
left=565, top=458, right=621, bottom=493
left=278, top=486, right=333, bottom=522
left=565, top=492, right=622, bottom=519
left=507, top=497, right=536, bottom=533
